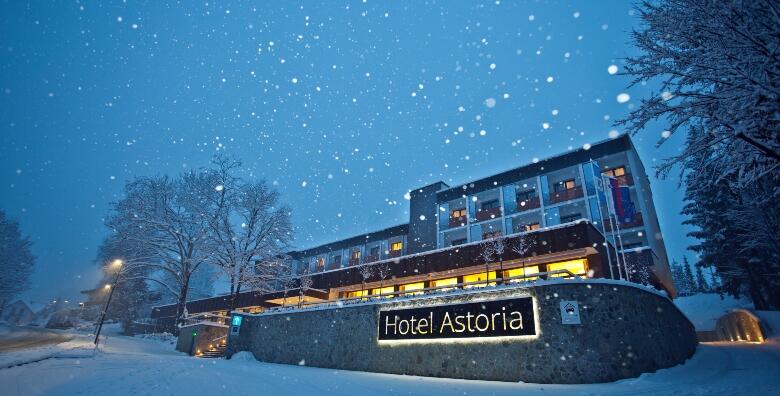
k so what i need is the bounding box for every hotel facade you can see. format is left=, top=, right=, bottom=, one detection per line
left=151, top=134, right=674, bottom=324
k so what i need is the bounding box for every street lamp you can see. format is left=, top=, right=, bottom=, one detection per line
left=94, top=259, right=123, bottom=346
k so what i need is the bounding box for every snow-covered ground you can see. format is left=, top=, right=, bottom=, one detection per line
left=0, top=321, right=779, bottom=395
left=674, top=293, right=753, bottom=330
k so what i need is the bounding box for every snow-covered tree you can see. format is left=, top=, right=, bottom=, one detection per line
left=478, top=239, right=497, bottom=286
left=358, top=264, right=374, bottom=298
left=298, top=270, right=313, bottom=308
left=623, top=0, right=780, bottom=309
left=105, top=171, right=219, bottom=328
left=207, top=155, right=293, bottom=310
left=0, top=209, right=35, bottom=314
left=619, top=0, right=780, bottom=188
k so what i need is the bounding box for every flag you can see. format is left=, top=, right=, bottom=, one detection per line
left=608, top=177, right=635, bottom=224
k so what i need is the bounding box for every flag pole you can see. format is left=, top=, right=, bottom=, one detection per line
left=590, top=160, right=614, bottom=280
left=602, top=174, right=624, bottom=280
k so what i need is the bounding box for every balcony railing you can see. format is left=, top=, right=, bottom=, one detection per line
left=364, top=254, right=379, bottom=263
left=388, top=249, right=403, bottom=259
left=448, top=215, right=467, bottom=228
left=348, top=258, right=361, bottom=267
left=516, top=196, right=541, bottom=212
left=327, top=261, right=341, bottom=270
left=475, top=206, right=502, bottom=222
left=613, top=173, right=634, bottom=186
left=604, top=212, right=644, bottom=231
left=548, top=185, right=584, bottom=204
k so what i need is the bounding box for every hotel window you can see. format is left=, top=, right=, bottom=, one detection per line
left=351, top=250, right=361, bottom=261
left=451, top=238, right=467, bottom=246
left=560, top=213, right=582, bottom=223
left=504, top=266, right=540, bottom=282
left=399, top=282, right=425, bottom=296
left=431, top=277, right=458, bottom=291
left=481, top=199, right=499, bottom=210
left=369, top=246, right=380, bottom=257
left=482, top=231, right=502, bottom=240
left=370, top=286, right=395, bottom=298
left=603, top=166, right=626, bottom=177
left=390, top=241, right=403, bottom=251
left=554, top=179, right=576, bottom=193
left=462, top=271, right=497, bottom=288
left=516, top=190, right=535, bottom=201
left=451, top=208, right=466, bottom=219
left=547, top=259, right=588, bottom=278
left=525, top=223, right=541, bottom=231
left=315, top=257, right=325, bottom=271
left=331, top=255, right=341, bottom=267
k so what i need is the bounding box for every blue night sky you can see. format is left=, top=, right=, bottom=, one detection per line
left=0, top=1, right=693, bottom=305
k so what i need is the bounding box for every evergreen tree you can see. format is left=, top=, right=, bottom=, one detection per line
left=695, top=265, right=710, bottom=293
left=670, top=260, right=686, bottom=296
left=681, top=257, right=696, bottom=295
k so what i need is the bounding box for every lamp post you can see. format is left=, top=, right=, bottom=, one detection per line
left=94, top=259, right=123, bottom=346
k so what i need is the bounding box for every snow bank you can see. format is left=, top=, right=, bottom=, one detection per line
left=674, top=293, right=752, bottom=331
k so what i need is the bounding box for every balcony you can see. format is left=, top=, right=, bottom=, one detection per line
left=611, top=173, right=634, bottom=186
left=348, top=258, right=360, bottom=267
left=549, top=185, right=584, bottom=205
left=516, top=196, right=541, bottom=212
left=388, top=249, right=403, bottom=259
left=604, top=212, right=644, bottom=231
left=364, top=254, right=379, bottom=263
left=475, top=206, right=502, bottom=222
left=327, top=261, right=341, bottom=270
left=448, top=215, right=467, bottom=228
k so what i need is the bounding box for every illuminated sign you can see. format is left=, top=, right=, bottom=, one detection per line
left=377, top=297, right=536, bottom=341
left=231, top=315, right=243, bottom=335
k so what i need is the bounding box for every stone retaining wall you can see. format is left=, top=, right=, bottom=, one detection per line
left=226, top=281, right=697, bottom=383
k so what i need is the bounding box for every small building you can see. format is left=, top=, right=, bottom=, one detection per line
left=1, top=300, right=35, bottom=325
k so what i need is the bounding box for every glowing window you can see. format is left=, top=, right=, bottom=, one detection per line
left=547, top=259, right=588, bottom=278
left=345, top=290, right=368, bottom=299
left=526, top=223, right=541, bottom=231
left=399, top=282, right=425, bottom=295
left=390, top=241, right=403, bottom=251
left=504, top=266, right=539, bottom=282
left=431, top=277, right=458, bottom=288
left=370, top=286, right=395, bottom=298
left=451, top=208, right=466, bottom=218
left=463, top=271, right=497, bottom=288
left=603, top=166, right=626, bottom=177
left=351, top=250, right=361, bottom=260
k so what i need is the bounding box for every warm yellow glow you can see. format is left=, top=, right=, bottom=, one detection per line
left=371, top=286, right=395, bottom=297
left=431, top=277, right=458, bottom=290
left=547, top=259, right=587, bottom=277
left=345, top=289, right=369, bottom=299
left=390, top=241, right=403, bottom=251
left=504, top=266, right=540, bottom=282
left=463, top=271, right=496, bottom=288
left=399, top=282, right=425, bottom=295
left=112, top=259, right=123, bottom=267
left=104, top=284, right=111, bottom=290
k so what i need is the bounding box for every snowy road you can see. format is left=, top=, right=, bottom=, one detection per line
left=0, top=331, right=778, bottom=396
left=0, top=326, right=74, bottom=353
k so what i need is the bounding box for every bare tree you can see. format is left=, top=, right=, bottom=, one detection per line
left=298, top=270, right=313, bottom=308
left=478, top=240, right=496, bottom=287
left=0, top=209, right=35, bottom=315
left=105, top=171, right=218, bottom=328
left=358, top=264, right=374, bottom=299
left=511, top=233, right=536, bottom=281
left=376, top=262, right=391, bottom=296
left=207, top=155, right=293, bottom=311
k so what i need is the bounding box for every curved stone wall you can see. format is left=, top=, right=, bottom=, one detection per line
left=226, top=281, right=697, bottom=383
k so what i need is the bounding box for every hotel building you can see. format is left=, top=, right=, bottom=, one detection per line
left=151, top=134, right=674, bottom=324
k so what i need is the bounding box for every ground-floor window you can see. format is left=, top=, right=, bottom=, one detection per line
left=546, top=258, right=588, bottom=277
left=399, top=282, right=425, bottom=295
left=345, top=289, right=369, bottom=299
left=430, top=277, right=458, bottom=291
left=370, top=286, right=395, bottom=297
left=463, top=271, right=497, bottom=287
left=503, top=265, right=540, bottom=282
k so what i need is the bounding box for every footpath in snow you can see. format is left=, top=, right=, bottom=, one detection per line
left=1, top=321, right=779, bottom=395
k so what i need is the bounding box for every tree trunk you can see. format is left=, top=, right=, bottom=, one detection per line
left=174, top=281, right=190, bottom=332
